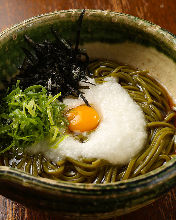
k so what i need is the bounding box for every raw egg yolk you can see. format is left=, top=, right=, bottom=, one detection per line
left=66, top=105, right=100, bottom=132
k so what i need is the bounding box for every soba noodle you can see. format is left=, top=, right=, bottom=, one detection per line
left=0, top=60, right=175, bottom=183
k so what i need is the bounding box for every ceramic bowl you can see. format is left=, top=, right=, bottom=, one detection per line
left=1, top=9, right=176, bottom=219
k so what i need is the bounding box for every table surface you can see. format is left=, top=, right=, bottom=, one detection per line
left=1, top=0, right=176, bottom=219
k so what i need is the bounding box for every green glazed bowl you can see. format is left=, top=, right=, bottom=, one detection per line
left=1, top=9, right=176, bottom=219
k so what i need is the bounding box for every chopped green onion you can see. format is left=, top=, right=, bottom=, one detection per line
left=0, top=83, right=68, bottom=154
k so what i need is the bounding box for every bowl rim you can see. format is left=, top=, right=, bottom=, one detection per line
left=0, top=9, right=176, bottom=194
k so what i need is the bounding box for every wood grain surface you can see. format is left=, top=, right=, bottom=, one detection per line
left=0, top=0, right=176, bottom=219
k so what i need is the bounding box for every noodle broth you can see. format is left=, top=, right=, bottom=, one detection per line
left=1, top=60, right=175, bottom=184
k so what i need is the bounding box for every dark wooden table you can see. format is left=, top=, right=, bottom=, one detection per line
left=1, top=0, right=176, bottom=219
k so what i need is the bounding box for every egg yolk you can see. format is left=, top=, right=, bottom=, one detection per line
left=66, top=105, right=100, bottom=132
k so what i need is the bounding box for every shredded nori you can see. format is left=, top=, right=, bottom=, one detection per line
left=13, top=9, right=90, bottom=106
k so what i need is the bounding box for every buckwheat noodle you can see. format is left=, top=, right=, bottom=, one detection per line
left=1, top=60, right=176, bottom=183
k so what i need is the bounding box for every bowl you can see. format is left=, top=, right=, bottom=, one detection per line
left=1, top=9, right=176, bottom=219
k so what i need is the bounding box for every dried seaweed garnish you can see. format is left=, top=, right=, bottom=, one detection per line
left=16, top=9, right=90, bottom=106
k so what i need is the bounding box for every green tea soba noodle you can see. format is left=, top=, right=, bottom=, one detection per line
left=0, top=60, right=175, bottom=183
